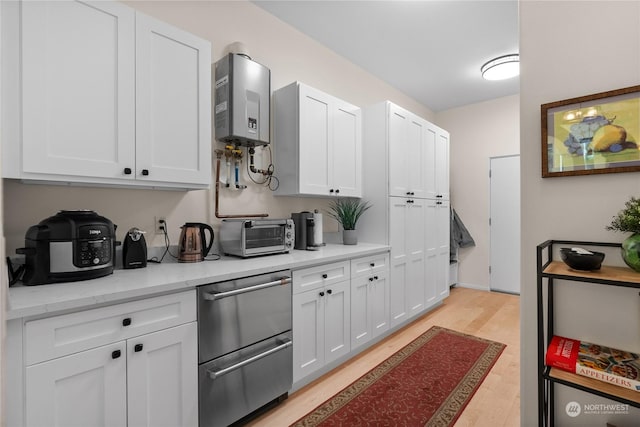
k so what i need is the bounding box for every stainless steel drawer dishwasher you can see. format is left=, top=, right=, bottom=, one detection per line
left=197, top=270, right=292, bottom=426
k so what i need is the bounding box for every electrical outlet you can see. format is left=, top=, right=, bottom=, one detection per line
left=154, top=216, right=166, bottom=235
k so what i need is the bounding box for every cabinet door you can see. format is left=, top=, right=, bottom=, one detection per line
left=292, top=290, right=325, bottom=382
left=324, top=280, right=351, bottom=364
left=407, top=116, right=427, bottom=198
left=406, top=199, right=426, bottom=316
left=351, top=275, right=371, bottom=349
left=424, top=199, right=438, bottom=306
left=436, top=200, right=451, bottom=299
left=136, top=13, right=211, bottom=186
left=389, top=198, right=409, bottom=327
left=298, top=84, right=332, bottom=195
left=25, top=342, right=127, bottom=427
left=332, top=100, right=362, bottom=197
left=424, top=125, right=438, bottom=199
left=21, top=0, right=135, bottom=179
left=128, top=322, right=198, bottom=427
left=370, top=270, right=390, bottom=339
left=435, top=129, right=450, bottom=200
left=388, top=105, right=410, bottom=197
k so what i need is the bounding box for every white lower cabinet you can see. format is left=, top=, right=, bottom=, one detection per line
left=20, top=291, right=198, bottom=427
left=26, top=341, right=127, bottom=427
left=292, top=262, right=351, bottom=383
left=350, top=254, right=390, bottom=350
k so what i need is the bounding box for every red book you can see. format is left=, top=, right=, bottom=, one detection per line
left=546, top=335, right=640, bottom=392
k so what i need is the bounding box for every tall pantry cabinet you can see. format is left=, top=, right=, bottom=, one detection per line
left=358, top=101, right=450, bottom=327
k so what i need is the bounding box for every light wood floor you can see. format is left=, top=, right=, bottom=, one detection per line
left=247, top=287, right=520, bottom=427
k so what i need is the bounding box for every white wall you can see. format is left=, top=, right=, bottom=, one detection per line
left=2, top=0, right=434, bottom=254
left=520, top=1, right=640, bottom=426
left=436, top=94, right=519, bottom=290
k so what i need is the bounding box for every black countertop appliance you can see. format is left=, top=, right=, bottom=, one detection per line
left=122, top=227, right=147, bottom=269
left=17, top=210, right=116, bottom=285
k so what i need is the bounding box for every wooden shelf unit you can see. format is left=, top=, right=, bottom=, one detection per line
left=537, top=240, right=640, bottom=427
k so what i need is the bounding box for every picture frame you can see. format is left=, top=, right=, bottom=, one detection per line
left=541, top=85, right=640, bottom=177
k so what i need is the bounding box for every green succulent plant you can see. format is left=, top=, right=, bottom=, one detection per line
left=606, top=196, right=640, bottom=234
left=327, top=198, right=372, bottom=230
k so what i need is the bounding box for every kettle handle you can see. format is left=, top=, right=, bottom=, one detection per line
left=200, top=224, right=215, bottom=258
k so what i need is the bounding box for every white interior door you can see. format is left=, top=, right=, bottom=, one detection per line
left=489, top=155, right=520, bottom=294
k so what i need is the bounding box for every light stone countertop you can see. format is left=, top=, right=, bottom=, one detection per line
left=7, top=243, right=389, bottom=320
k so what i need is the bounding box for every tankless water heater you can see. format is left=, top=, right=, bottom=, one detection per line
left=214, top=53, right=270, bottom=146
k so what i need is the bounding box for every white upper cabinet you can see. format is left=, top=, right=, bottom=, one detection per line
left=388, top=104, right=427, bottom=198
left=274, top=82, right=362, bottom=198
left=20, top=1, right=136, bottom=181
left=135, top=13, right=211, bottom=186
left=1, top=0, right=211, bottom=189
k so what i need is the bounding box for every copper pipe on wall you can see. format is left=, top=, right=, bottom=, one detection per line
left=214, top=149, right=268, bottom=218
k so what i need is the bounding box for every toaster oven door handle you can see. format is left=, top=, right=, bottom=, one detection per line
left=203, top=277, right=292, bottom=301
left=207, top=339, right=292, bottom=380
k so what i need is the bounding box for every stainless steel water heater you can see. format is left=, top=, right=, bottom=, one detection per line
left=214, top=53, right=270, bottom=146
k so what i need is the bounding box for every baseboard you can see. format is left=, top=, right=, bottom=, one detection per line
left=454, top=282, right=490, bottom=291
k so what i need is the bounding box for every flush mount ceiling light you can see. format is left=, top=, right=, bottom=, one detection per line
left=481, top=54, right=520, bottom=81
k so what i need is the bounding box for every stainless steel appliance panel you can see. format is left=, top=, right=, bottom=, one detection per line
left=197, top=270, right=292, bottom=363
left=198, top=331, right=292, bottom=427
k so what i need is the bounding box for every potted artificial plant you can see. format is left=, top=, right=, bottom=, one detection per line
left=327, top=198, right=371, bottom=245
left=606, top=196, right=640, bottom=272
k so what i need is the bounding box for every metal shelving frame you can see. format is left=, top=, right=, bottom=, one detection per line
left=537, top=239, right=640, bottom=427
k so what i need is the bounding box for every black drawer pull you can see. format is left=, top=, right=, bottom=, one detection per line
left=134, top=344, right=144, bottom=352
left=374, top=276, right=379, bottom=280
left=319, top=291, right=325, bottom=297
left=327, top=289, right=332, bottom=294
left=112, top=350, right=121, bottom=359
left=370, top=262, right=375, bottom=267
left=322, top=273, right=328, bottom=279
left=369, top=277, right=374, bottom=282
left=335, top=189, right=340, bottom=194
left=123, top=167, right=132, bottom=175
left=122, top=318, right=132, bottom=327
left=329, top=189, right=334, bottom=193
left=141, top=169, right=149, bottom=176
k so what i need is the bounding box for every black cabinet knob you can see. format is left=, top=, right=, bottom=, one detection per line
left=370, top=262, right=375, bottom=267
left=134, top=344, right=143, bottom=352
left=122, top=318, right=132, bottom=327
left=124, top=168, right=132, bottom=175
left=369, top=277, right=374, bottom=282
left=319, top=291, right=325, bottom=297
left=335, top=189, right=340, bottom=194
left=141, top=169, right=149, bottom=176
left=112, top=350, right=121, bottom=359
left=327, top=289, right=332, bottom=294
left=329, top=189, right=334, bottom=193
left=374, top=276, right=379, bottom=280
left=322, top=274, right=328, bottom=279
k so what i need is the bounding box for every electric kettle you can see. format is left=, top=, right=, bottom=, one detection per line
left=178, top=222, right=214, bottom=262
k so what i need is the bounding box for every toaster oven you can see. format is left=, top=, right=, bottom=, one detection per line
left=219, top=219, right=294, bottom=257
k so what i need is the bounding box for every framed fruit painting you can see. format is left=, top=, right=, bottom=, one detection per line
left=541, top=85, right=640, bottom=177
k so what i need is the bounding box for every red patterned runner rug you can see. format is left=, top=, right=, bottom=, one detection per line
left=292, top=326, right=505, bottom=427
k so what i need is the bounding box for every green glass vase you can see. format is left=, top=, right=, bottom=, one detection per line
left=621, top=234, right=640, bottom=272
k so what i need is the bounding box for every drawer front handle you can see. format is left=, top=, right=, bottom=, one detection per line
left=203, top=277, right=292, bottom=301
left=319, top=291, right=325, bottom=297
left=207, top=339, right=292, bottom=380
left=122, top=318, right=132, bottom=327
left=370, top=262, right=375, bottom=267
left=123, top=167, right=132, bottom=175
left=112, top=350, right=121, bottom=359
left=327, top=289, right=332, bottom=294
left=322, top=274, right=328, bottom=279
left=134, top=344, right=143, bottom=352
left=141, top=169, right=150, bottom=176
